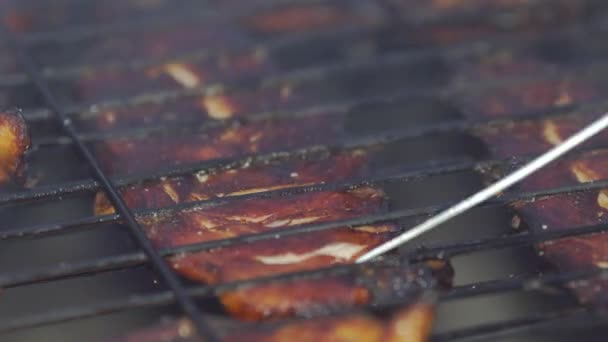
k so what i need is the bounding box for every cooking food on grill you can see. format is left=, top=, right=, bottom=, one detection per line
left=87, top=72, right=457, bottom=319
left=0, top=109, right=30, bottom=186
left=94, top=145, right=440, bottom=319
left=458, top=62, right=608, bottom=306
left=75, top=0, right=384, bottom=103
left=104, top=262, right=446, bottom=342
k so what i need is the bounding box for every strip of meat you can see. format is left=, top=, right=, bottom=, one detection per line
left=457, top=61, right=608, bottom=306
left=78, top=26, right=608, bottom=134
left=103, top=261, right=448, bottom=342
left=94, top=114, right=347, bottom=176
left=0, top=109, right=30, bottom=187
left=94, top=148, right=372, bottom=214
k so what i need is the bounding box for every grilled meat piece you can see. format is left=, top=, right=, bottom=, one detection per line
left=75, top=30, right=247, bottom=103
left=455, top=77, right=607, bottom=120
left=477, top=117, right=608, bottom=307
left=95, top=145, right=415, bottom=319
left=458, top=62, right=608, bottom=306
left=4, top=0, right=186, bottom=33
left=94, top=149, right=372, bottom=214
left=104, top=261, right=449, bottom=342
left=0, top=109, right=30, bottom=186
left=94, top=114, right=347, bottom=176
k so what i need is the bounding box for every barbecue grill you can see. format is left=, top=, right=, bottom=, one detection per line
left=3, top=0, right=608, bottom=341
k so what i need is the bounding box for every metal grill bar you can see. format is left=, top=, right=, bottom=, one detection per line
left=0, top=20, right=218, bottom=342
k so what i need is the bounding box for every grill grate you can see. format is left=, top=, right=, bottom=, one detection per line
left=3, top=0, right=608, bottom=341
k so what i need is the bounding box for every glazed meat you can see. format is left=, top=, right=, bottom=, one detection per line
left=458, top=60, right=608, bottom=306
left=0, top=109, right=30, bottom=186
left=104, top=261, right=449, bottom=342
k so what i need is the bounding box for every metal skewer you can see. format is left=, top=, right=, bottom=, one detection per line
left=357, top=113, right=608, bottom=263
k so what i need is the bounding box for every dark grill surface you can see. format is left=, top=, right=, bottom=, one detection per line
left=3, top=0, right=608, bottom=341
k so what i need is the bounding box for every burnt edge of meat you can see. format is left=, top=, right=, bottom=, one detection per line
left=0, top=108, right=30, bottom=187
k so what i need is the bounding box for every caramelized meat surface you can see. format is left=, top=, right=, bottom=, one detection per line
left=104, top=261, right=449, bottom=342
left=0, top=109, right=30, bottom=186
left=484, top=142, right=608, bottom=306
left=95, top=114, right=347, bottom=176
left=459, top=62, right=608, bottom=306
left=95, top=147, right=410, bottom=319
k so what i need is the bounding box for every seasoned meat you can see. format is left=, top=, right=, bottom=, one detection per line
left=103, top=261, right=449, bottom=342
left=458, top=63, right=608, bottom=306
left=0, top=109, right=30, bottom=186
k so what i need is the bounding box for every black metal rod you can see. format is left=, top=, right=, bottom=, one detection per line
left=0, top=22, right=219, bottom=342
